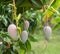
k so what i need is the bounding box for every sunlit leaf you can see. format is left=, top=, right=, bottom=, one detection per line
left=43, top=0, right=60, bottom=23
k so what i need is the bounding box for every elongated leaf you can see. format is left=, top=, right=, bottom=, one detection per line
left=20, top=0, right=33, bottom=8
left=19, top=49, right=25, bottom=54
left=17, top=0, right=44, bottom=9
left=40, top=0, right=50, bottom=5
left=25, top=40, right=31, bottom=51
left=0, top=47, right=2, bottom=54
left=30, top=0, right=43, bottom=8
left=19, top=41, right=26, bottom=50
left=43, top=0, right=60, bottom=23
left=0, top=31, right=13, bottom=40
left=16, top=0, right=24, bottom=6
left=53, top=22, right=60, bottom=30
left=29, top=35, right=38, bottom=42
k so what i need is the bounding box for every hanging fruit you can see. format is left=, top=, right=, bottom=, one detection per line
left=8, top=24, right=18, bottom=40
left=20, top=30, right=28, bottom=44
left=24, top=20, right=30, bottom=30
left=43, top=26, right=52, bottom=41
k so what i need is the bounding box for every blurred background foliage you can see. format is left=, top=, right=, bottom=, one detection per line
left=0, top=0, right=60, bottom=54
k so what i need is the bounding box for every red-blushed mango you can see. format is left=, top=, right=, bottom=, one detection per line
left=43, top=26, right=52, bottom=41
left=8, top=24, right=18, bottom=40
left=24, top=20, right=30, bottom=30
left=20, top=30, right=28, bottom=44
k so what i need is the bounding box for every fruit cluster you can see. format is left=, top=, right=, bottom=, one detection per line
left=8, top=20, right=30, bottom=44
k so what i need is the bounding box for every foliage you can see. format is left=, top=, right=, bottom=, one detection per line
left=0, top=0, right=60, bottom=54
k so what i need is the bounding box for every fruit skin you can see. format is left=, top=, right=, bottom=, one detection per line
left=8, top=24, right=18, bottom=40
left=24, top=20, right=30, bottom=30
left=20, top=30, right=28, bottom=44
left=43, top=26, right=52, bottom=41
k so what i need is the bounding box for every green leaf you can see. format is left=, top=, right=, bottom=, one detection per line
left=0, top=31, right=13, bottom=40
left=29, top=35, right=38, bottom=42
left=30, top=0, right=42, bottom=8
left=17, top=14, right=21, bottom=21
left=40, top=0, right=50, bottom=5
left=53, top=17, right=60, bottom=22
left=25, top=40, right=31, bottom=51
left=19, top=41, right=26, bottom=50
left=20, top=48, right=25, bottom=54
left=2, top=15, right=8, bottom=27
left=43, top=0, right=60, bottom=22
left=53, top=22, right=60, bottom=30
left=51, top=17, right=60, bottom=25
left=0, top=45, right=2, bottom=54
left=17, top=0, right=44, bottom=9
left=3, top=18, right=8, bottom=27
left=20, top=0, right=33, bottom=8
left=16, top=0, right=24, bottom=6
